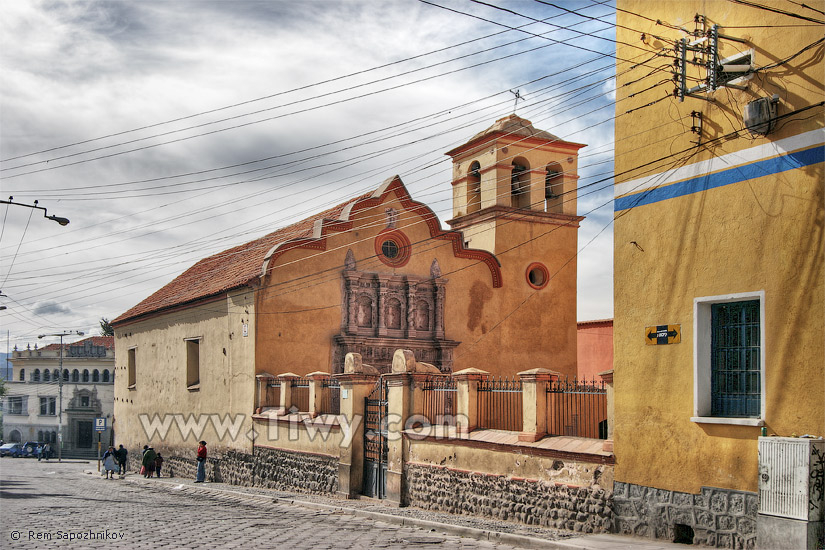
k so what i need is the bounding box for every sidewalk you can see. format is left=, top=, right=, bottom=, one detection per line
left=116, top=470, right=701, bottom=550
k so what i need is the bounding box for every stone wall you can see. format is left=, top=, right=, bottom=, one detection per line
left=128, top=446, right=338, bottom=495
left=612, top=481, right=757, bottom=549
left=405, top=462, right=613, bottom=533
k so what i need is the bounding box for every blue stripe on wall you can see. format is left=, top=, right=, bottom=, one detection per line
left=614, top=145, right=825, bottom=211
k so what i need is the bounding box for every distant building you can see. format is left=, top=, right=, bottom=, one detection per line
left=577, top=319, right=612, bottom=380
left=3, top=337, right=114, bottom=456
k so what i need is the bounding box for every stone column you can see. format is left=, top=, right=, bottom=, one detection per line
left=385, top=350, right=439, bottom=506
left=518, top=368, right=559, bottom=442
left=277, top=372, right=299, bottom=415
left=452, top=368, right=489, bottom=435
left=406, top=286, right=416, bottom=339
left=434, top=281, right=446, bottom=339
left=384, top=371, right=411, bottom=506
left=307, top=371, right=330, bottom=417
left=377, top=275, right=389, bottom=337
left=598, top=369, right=614, bottom=452
left=333, top=353, right=379, bottom=499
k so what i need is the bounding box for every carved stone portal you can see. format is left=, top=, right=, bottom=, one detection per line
left=333, top=266, right=458, bottom=373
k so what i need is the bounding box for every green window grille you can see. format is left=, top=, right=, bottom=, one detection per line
left=711, top=300, right=760, bottom=417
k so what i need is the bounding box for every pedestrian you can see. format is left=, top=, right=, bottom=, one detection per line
left=102, top=446, right=118, bottom=479
left=154, top=453, right=164, bottom=478
left=37, top=444, right=43, bottom=461
left=195, top=441, right=207, bottom=483
left=142, top=446, right=157, bottom=478
left=116, top=444, right=128, bottom=475
left=43, top=443, right=51, bottom=461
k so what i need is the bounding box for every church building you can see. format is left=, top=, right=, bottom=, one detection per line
left=112, top=115, right=586, bottom=457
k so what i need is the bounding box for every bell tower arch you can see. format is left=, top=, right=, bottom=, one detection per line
left=445, top=114, right=586, bottom=255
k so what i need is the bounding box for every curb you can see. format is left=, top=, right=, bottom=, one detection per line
left=122, top=475, right=593, bottom=550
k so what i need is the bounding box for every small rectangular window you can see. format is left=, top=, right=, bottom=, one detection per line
left=40, top=397, right=56, bottom=416
left=186, top=338, right=200, bottom=390
left=693, top=291, right=765, bottom=426
left=127, top=347, right=136, bottom=389
left=8, top=396, right=24, bottom=415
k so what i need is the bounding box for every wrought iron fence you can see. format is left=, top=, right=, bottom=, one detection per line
left=546, top=377, right=607, bottom=439
left=290, top=377, right=310, bottom=412
left=421, top=376, right=457, bottom=426
left=476, top=377, right=523, bottom=431
left=262, top=381, right=281, bottom=409
left=318, top=378, right=341, bottom=416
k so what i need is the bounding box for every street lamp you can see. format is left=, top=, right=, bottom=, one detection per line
left=2, top=197, right=70, bottom=226
left=38, top=331, right=84, bottom=462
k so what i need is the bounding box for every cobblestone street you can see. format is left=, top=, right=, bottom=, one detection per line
left=1, top=458, right=527, bottom=549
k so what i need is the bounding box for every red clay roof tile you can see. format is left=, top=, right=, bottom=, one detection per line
left=113, top=194, right=369, bottom=325
left=40, top=336, right=114, bottom=351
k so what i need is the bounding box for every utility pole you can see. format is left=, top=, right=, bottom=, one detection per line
left=39, top=330, right=84, bottom=462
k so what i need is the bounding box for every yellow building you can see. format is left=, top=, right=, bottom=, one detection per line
left=613, top=1, right=824, bottom=548
left=113, top=115, right=585, bottom=468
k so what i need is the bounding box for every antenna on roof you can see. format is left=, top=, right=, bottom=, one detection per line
left=509, top=89, right=522, bottom=114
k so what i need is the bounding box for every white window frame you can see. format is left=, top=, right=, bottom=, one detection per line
left=39, top=396, right=56, bottom=416
left=691, top=290, right=766, bottom=426
left=7, top=396, right=24, bottom=415
left=185, top=337, right=202, bottom=391
left=127, top=347, right=137, bottom=390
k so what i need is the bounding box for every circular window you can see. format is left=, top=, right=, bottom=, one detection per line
left=375, top=230, right=411, bottom=267
left=525, top=262, right=549, bottom=290
left=381, top=240, right=399, bottom=259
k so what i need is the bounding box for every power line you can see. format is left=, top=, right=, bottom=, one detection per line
left=727, top=0, right=825, bottom=23
left=0, top=8, right=578, bottom=164
left=0, top=69, right=688, bottom=316
left=1, top=5, right=622, bottom=177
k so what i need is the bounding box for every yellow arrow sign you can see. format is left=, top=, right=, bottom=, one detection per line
left=645, top=324, right=681, bottom=345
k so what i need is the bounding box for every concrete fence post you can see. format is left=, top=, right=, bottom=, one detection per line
left=518, top=368, right=559, bottom=442
left=598, top=369, right=614, bottom=452
left=277, top=372, right=299, bottom=414
left=385, top=349, right=442, bottom=506
left=385, top=371, right=411, bottom=506
left=452, top=368, right=489, bottom=435
left=307, top=371, right=331, bottom=417
left=254, top=372, right=275, bottom=412
left=333, top=353, right=380, bottom=499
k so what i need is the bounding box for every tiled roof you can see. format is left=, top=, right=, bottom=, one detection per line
left=41, top=336, right=114, bottom=351
left=467, top=114, right=562, bottom=144
left=577, top=319, right=613, bottom=328
left=113, top=194, right=370, bottom=325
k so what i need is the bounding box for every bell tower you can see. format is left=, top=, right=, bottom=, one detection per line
left=445, top=114, right=585, bottom=254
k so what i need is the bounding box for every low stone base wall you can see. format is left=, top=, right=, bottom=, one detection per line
left=127, top=446, right=338, bottom=495
left=405, top=462, right=613, bottom=533
left=612, top=481, right=757, bottom=549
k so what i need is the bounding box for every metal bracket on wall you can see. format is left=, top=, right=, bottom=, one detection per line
left=690, top=111, right=703, bottom=145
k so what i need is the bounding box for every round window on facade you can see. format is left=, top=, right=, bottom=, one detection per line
left=526, top=262, right=550, bottom=290
left=381, top=239, right=399, bottom=259
left=375, top=230, right=411, bottom=267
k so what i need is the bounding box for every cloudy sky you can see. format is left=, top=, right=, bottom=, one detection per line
left=1, top=0, right=618, bottom=350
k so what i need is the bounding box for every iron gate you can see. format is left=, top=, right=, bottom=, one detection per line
left=363, top=377, right=387, bottom=498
